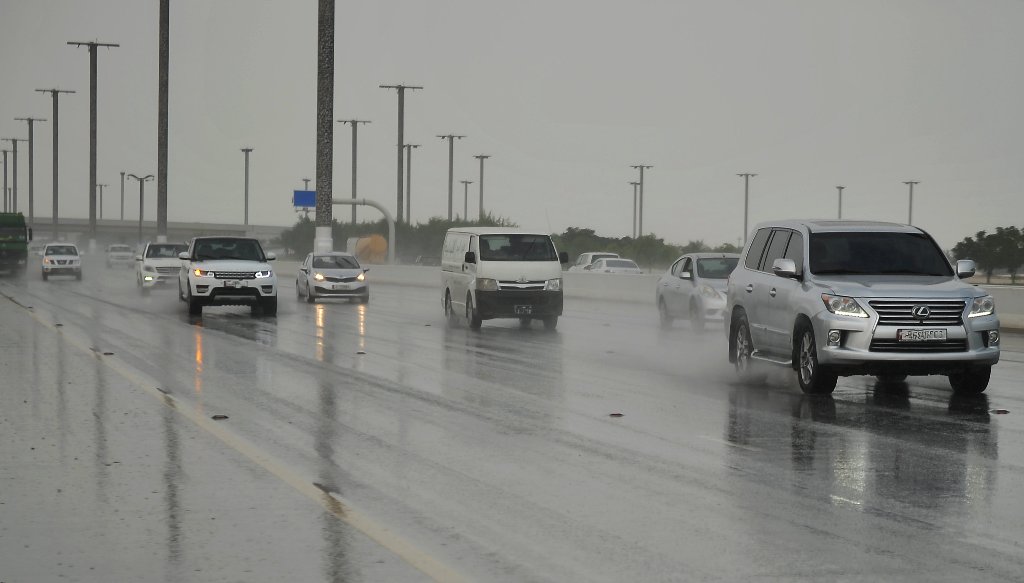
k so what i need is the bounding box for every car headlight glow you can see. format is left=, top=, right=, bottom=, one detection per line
left=476, top=277, right=498, bottom=291
left=254, top=270, right=272, bottom=279
left=969, top=295, right=995, bottom=318
left=356, top=272, right=365, bottom=282
left=194, top=268, right=214, bottom=277
left=545, top=278, right=562, bottom=291
left=43, top=258, right=53, bottom=264
left=313, top=272, right=325, bottom=281
left=821, top=293, right=868, bottom=318
left=700, top=284, right=719, bottom=299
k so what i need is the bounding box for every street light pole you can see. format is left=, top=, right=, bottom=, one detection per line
left=903, top=181, right=919, bottom=225
left=14, top=117, right=46, bottom=228
left=97, top=184, right=107, bottom=220
left=380, top=84, right=422, bottom=224
left=314, top=0, right=335, bottom=253
left=629, top=181, right=640, bottom=238
left=836, top=185, right=845, bottom=219
left=241, top=148, right=253, bottom=228
left=1, top=139, right=27, bottom=214
left=337, top=120, right=370, bottom=224
left=1, top=149, right=8, bottom=212
left=438, top=134, right=465, bottom=220
left=460, top=180, right=473, bottom=221
left=37, top=89, right=75, bottom=239
left=68, top=40, right=120, bottom=250
left=631, top=164, right=652, bottom=236
left=473, top=154, right=490, bottom=221
left=737, top=173, right=757, bottom=243
left=120, top=171, right=126, bottom=220
left=157, top=0, right=170, bottom=242
left=404, top=144, right=419, bottom=222
left=127, top=174, right=154, bottom=246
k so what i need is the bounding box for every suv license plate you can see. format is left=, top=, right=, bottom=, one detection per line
left=898, top=329, right=946, bottom=342
left=514, top=305, right=532, bottom=315
left=225, top=280, right=240, bottom=288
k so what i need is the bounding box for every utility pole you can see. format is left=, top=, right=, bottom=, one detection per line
left=337, top=119, right=370, bottom=224
left=438, top=134, right=465, bottom=220
left=97, top=184, right=107, bottom=219
left=473, top=154, right=490, bottom=221
left=241, top=148, right=253, bottom=228
left=302, top=178, right=311, bottom=190
left=737, top=173, right=757, bottom=243
left=127, top=174, right=154, bottom=246
left=836, top=185, right=845, bottom=219
left=68, top=40, right=119, bottom=251
left=36, top=89, right=75, bottom=239
left=404, top=144, right=419, bottom=223
left=630, top=181, right=640, bottom=238
left=460, top=180, right=473, bottom=221
left=14, top=117, right=46, bottom=228
left=903, top=181, right=919, bottom=225
left=631, top=164, right=652, bottom=237
left=120, top=171, right=126, bottom=220
left=1, top=150, right=8, bottom=212
left=157, top=0, right=170, bottom=242
left=380, top=84, right=422, bottom=223
left=314, top=0, right=335, bottom=253
left=1, top=139, right=27, bottom=213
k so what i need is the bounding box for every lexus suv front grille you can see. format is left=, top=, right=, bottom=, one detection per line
left=868, top=300, right=965, bottom=326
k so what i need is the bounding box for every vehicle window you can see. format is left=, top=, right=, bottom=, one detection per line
left=696, top=257, right=739, bottom=279
left=670, top=257, right=684, bottom=276
left=761, top=230, right=792, bottom=272
left=744, top=229, right=771, bottom=270
left=145, top=243, right=188, bottom=258
left=109, top=245, right=133, bottom=252
left=784, top=232, right=804, bottom=273
left=593, top=253, right=617, bottom=263
left=193, top=238, right=265, bottom=262
left=680, top=258, right=692, bottom=275
left=45, top=246, right=78, bottom=256
left=606, top=259, right=638, bottom=268
left=809, top=232, right=953, bottom=276
left=313, top=255, right=359, bottom=269
left=479, top=234, right=557, bottom=261
left=0, top=227, right=27, bottom=241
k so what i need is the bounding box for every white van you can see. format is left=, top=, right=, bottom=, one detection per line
left=441, top=227, right=569, bottom=330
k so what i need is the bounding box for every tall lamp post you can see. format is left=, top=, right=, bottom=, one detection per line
left=903, top=181, right=919, bottom=225
left=120, top=171, right=126, bottom=220
left=379, top=84, right=422, bottom=224
left=473, top=154, right=490, bottom=221
left=836, top=185, right=845, bottom=219
left=36, top=89, right=76, bottom=239
left=1, top=139, right=27, bottom=213
left=337, top=119, right=370, bottom=224
left=631, top=164, right=652, bottom=236
left=460, top=180, right=473, bottom=221
left=127, top=173, right=154, bottom=246
left=629, top=181, right=640, bottom=238
left=438, top=134, right=465, bottom=220
left=1, top=149, right=8, bottom=212
left=14, top=117, right=46, bottom=227
left=737, top=173, right=757, bottom=243
left=241, top=148, right=253, bottom=228
left=404, top=144, right=419, bottom=223
left=97, top=183, right=107, bottom=219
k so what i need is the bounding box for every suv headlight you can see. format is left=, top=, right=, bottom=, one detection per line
left=969, top=295, right=995, bottom=318
left=700, top=284, right=719, bottom=299
left=545, top=278, right=562, bottom=291
left=821, top=294, right=868, bottom=318
left=254, top=270, right=273, bottom=279
left=476, top=277, right=498, bottom=291
left=193, top=268, right=214, bottom=277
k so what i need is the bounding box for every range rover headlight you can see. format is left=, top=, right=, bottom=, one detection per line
left=821, top=294, right=868, bottom=318
left=254, top=270, right=273, bottom=279
left=545, top=278, right=562, bottom=291
left=969, top=295, right=995, bottom=318
left=194, top=268, right=214, bottom=277
left=476, top=278, right=498, bottom=291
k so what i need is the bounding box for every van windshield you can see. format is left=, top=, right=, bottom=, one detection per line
left=809, top=232, right=953, bottom=276
left=480, top=234, right=557, bottom=262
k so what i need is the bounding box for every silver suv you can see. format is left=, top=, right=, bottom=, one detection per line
left=726, top=220, right=1000, bottom=394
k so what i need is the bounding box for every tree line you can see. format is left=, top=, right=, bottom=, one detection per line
left=952, top=226, right=1024, bottom=284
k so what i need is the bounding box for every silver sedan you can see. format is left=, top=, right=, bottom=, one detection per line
left=296, top=252, right=369, bottom=303
left=656, top=253, right=739, bottom=330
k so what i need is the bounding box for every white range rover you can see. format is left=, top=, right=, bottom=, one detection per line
left=177, top=236, right=278, bottom=316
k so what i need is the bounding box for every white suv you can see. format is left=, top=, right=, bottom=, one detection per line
left=136, top=242, right=189, bottom=294
left=726, top=220, right=1000, bottom=394
left=177, top=236, right=277, bottom=316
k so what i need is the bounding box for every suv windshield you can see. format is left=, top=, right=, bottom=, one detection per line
left=193, top=238, right=265, bottom=262
left=809, top=232, right=952, bottom=276
left=313, top=255, right=359, bottom=269
left=479, top=235, right=557, bottom=262
left=46, top=246, right=78, bottom=256
left=146, top=243, right=188, bottom=258
left=696, top=257, right=738, bottom=279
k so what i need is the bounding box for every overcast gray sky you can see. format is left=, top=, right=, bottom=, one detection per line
left=1, top=0, right=1022, bottom=249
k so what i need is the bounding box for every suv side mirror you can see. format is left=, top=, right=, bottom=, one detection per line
left=680, top=271, right=692, bottom=280
left=266, top=252, right=277, bottom=261
left=559, top=251, right=569, bottom=264
left=178, top=252, right=190, bottom=260
left=464, top=251, right=476, bottom=264
left=956, top=259, right=976, bottom=279
left=772, top=258, right=800, bottom=279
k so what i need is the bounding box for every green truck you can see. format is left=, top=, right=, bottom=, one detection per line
left=0, top=213, right=33, bottom=275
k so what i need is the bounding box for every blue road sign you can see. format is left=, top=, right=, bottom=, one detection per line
left=293, top=190, right=316, bottom=207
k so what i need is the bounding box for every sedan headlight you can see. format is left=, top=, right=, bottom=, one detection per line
left=313, top=272, right=325, bottom=281
left=356, top=272, right=365, bottom=282
left=193, top=268, right=214, bottom=277
left=545, top=278, right=562, bottom=291
left=476, top=277, right=498, bottom=291
left=700, top=284, right=720, bottom=299
left=254, top=270, right=273, bottom=279
left=969, top=295, right=995, bottom=318
left=821, top=293, right=868, bottom=318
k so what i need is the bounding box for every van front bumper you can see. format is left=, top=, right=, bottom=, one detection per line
left=476, top=290, right=563, bottom=319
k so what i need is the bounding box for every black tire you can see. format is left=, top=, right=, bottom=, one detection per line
left=75, top=271, right=82, bottom=281
left=658, top=298, right=673, bottom=329
left=519, top=317, right=532, bottom=328
left=358, top=293, right=369, bottom=304
left=876, top=374, right=907, bottom=384
left=42, top=271, right=48, bottom=281
left=795, top=322, right=837, bottom=394
left=261, top=297, right=278, bottom=317
left=466, top=293, right=482, bottom=330
left=731, top=311, right=763, bottom=383
left=949, top=365, right=991, bottom=394
left=296, top=279, right=303, bottom=300
left=305, top=281, right=316, bottom=303
left=542, top=316, right=558, bottom=330
left=689, top=301, right=705, bottom=332
left=186, top=286, right=202, bottom=316
left=444, top=290, right=457, bottom=327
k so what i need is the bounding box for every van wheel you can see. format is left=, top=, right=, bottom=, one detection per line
left=795, top=322, right=837, bottom=394
left=466, top=293, right=482, bottom=330
left=658, top=298, right=673, bottom=329
left=444, top=291, right=457, bottom=326
left=949, top=365, right=991, bottom=394
left=542, top=316, right=558, bottom=330
left=689, top=301, right=705, bottom=332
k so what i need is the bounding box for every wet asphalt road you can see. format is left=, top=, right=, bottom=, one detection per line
left=2, top=257, right=1024, bottom=582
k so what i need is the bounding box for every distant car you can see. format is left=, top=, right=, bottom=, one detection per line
left=177, top=236, right=278, bottom=316
left=296, top=252, right=369, bottom=303
left=568, top=251, right=620, bottom=272
left=136, top=242, right=189, bottom=294
left=588, top=258, right=643, bottom=274
left=41, top=243, right=82, bottom=281
left=656, top=253, right=740, bottom=330
left=106, top=244, right=135, bottom=268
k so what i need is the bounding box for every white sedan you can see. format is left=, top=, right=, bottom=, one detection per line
left=296, top=252, right=369, bottom=303
left=587, top=258, right=643, bottom=274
